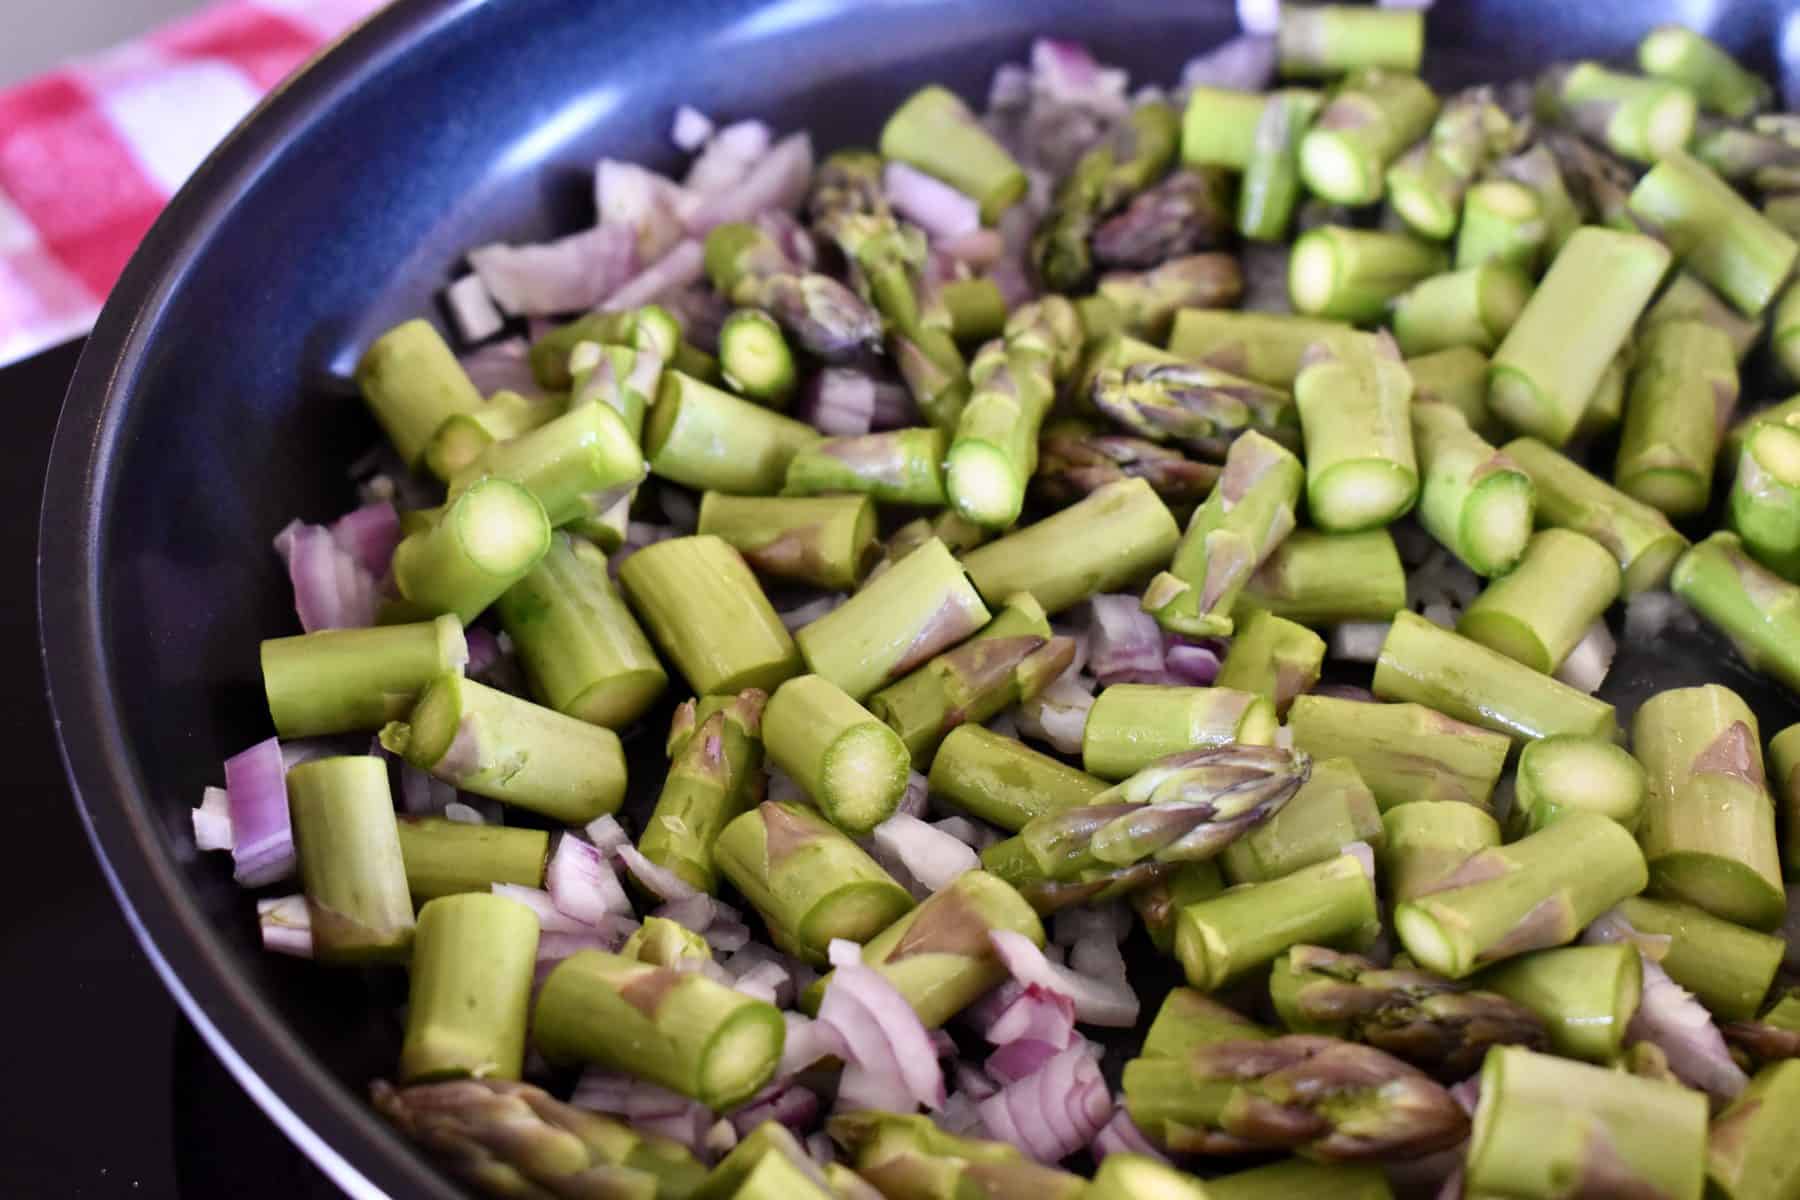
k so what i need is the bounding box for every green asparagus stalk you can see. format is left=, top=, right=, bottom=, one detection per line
left=1090, top=353, right=1296, bottom=462
left=1488, top=227, right=1673, bottom=447
left=448, top=400, right=644, bottom=529
left=1454, top=180, right=1547, bottom=274
left=1373, top=610, right=1619, bottom=742
left=946, top=344, right=1051, bottom=529
left=1219, top=757, right=1382, bottom=885
left=1514, top=734, right=1647, bottom=835
left=1395, top=810, right=1648, bottom=978
left=695, top=492, right=877, bottom=591
left=644, top=371, right=820, bottom=496
left=1207, top=1160, right=1396, bottom=1200
left=1639, top=25, right=1771, bottom=119
left=287, top=756, right=415, bottom=964
left=387, top=479, right=551, bottom=624
left=260, top=615, right=467, bottom=739
left=1181, top=87, right=1271, bottom=171
left=1610, top=894, right=1785, bottom=1022
left=1215, top=609, right=1326, bottom=717
left=1032, top=423, right=1220, bottom=516
left=938, top=277, right=1007, bottom=344
left=868, top=597, right=1070, bottom=764
left=395, top=817, right=549, bottom=901
left=424, top=389, right=566, bottom=483
left=617, top=534, right=802, bottom=696
left=495, top=534, right=666, bottom=728
left=763, top=674, right=912, bottom=834
left=371, top=1079, right=706, bottom=1200
left=568, top=338, right=664, bottom=437
left=1768, top=723, right=1800, bottom=879
left=1095, top=162, right=1234, bottom=267
left=1673, top=531, right=1800, bottom=695
left=1707, top=1061, right=1800, bottom=1200
left=960, top=477, right=1182, bottom=615
left=1235, top=527, right=1407, bottom=625
left=731, top=1147, right=834, bottom=1200
left=1728, top=395, right=1800, bottom=462
left=1412, top=402, right=1535, bottom=576
left=1175, top=852, right=1380, bottom=990
left=530, top=306, right=679, bottom=389
left=1131, top=862, right=1225, bottom=955
left=1575, top=343, right=1632, bottom=439
left=1379, top=799, right=1502, bottom=904
left=1294, top=331, right=1418, bottom=532
left=808, top=149, right=889, bottom=226
left=781, top=428, right=949, bottom=507
left=1288, top=225, right=1447, bottom=323
left=1288, top=693, right=1510, bottom=812
left=1457, top=529, right=1620, bottom=673
left=1465, top=1046, right=1708, bottom=1200
left=880, top=85, right=1026, bottom=224
left=704, top=222, right=882, bottom=359
left=534, top=949, right=785, bottom=1110
left=713, top=802, right=914, bottom=965
left=1277, top=4, right=1422, bottom=75
left=1630, top=152, right=1799, bottom=317
left=1087, top=1155, right=1211, bottom=1200
left=1634, top=684, right=1785, bottom=931
left=1141, top=985, right=1273, bottom=1059
left=1767, top=193, right=1800, bottom=239
left=802, top=870, right=1043, bottom=1028
left=355, top=319, right=484, bottom=471
left=1542, top=128, right=1640, bottom=230
left=1477, top=943, right=1643, bottom=1063
left=1030, top=101, right=1180, bottom=293
left=794, top=537, right=988, bottom=702
left=1723, top=991, right=1800, bottom=1068
left=1504, top=435, right=1690, bottom=594
left=1386, top=140, right=1471, bottom=243
left=874, top=513, right=990, bottom=585
left=621, top=916, right=712, bottom=969
left=1729, top=422, right=1800, bottom=579
left=1775, top=279, right=1800, bottom=383
left=926, top=725, right=1107, bottom=832
left=1614, top=318, right=1738, bottom=516
left=1643, top=270, right=1765, bottom=362
left=1240, top=90, right=1326, bottom=242
left=694, top=1121, right=831, bottom=1200
left=1541, top=60, right=1699, bottom=164
left=1094, top=254, right=1243, bottom=342
left=1390, top=263, right=1531, bottom=358
left=1409, top=347, right=1498, bottom=439
left=1299, top=69, right=1440, bottom=206
left=1492, top=142, right=1584, bottom=255
left=831, top=1113, right=1087, bottom=1200
left=639, top=690, right=767, bottom=894
left=1166, top=309, right=1356, bottom=389
left=1082, top=684, right=1278, bottom=781
left=1142, top=431, right=1304, bottom=638
left=1269, top=943, right=1549, bottom=1078
left=717, top=309, right=798, bottom=408
left=401, top=893, right=539, bottom=1083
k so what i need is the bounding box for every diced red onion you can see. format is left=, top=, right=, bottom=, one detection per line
left=986, top=1038, right=1061, bottom=1084
left=547, top=834, right=634, bottom=924
left=935, top=229, right=1004, bottom=269
left=1090, top=1109, right=1168, bottom=1163
left=683, top=132, right=813, bottom=235
left=780, top=1013, right=848, bottom=1077
left=1628, top=956, right=1748, bottom=1102
left=818, top=943, right=945, bottom=1110
left=963, top=979, right=1027, bottom=1037
left=572, top=1069, right=700, bottom=1119
left=937, top=1090, right=987, bottom=1137
left=671, top=105, right=715, bottom=152
left=469, top=223, right=639, bottom=317
left=398, top=760, right=456, bottom=815
left=778, top=593, right=847, bottom=631
left=443, top=802, right=486, bottom=825
left=1450, top=1075, right=1481, bottom=1116
left=1163, top=641, right=1222, bottom=686
left=594, top=160, right=689, bottom=262
left=585, top=814, right=630, bottom=854
left=257, top=894, right=312, bottom=957
left=732, top=961, right=793, bottom=1007
left=1087, top=594, right=1165, bottom=684
left=225, top=737, right=295, bottom=887
left=872, top=813, right=979, bottom=893
left=931, top=817, right=999, bottom=852
left=704, top=920, right=753, bottom=954
left=494, top=884, right=607, bottom=935
left=1553, top=619, right=1615, bottom=694
left=537, top=928, right=639, bottom=980
left=884, top=162, right=980, bottom=240
left=1330, top=621, right=1391, bottom=664
left=805, top=1131, right=836, bottom=1167
left=193, top=786, right=234, bottom=852
left=444, top=273, right=504, bottom=344
left=989, top=930, right=1138, bottom=1027
left=1029, top=39, right=1099, bottom=98
left=463, top=627, right=502, bottom=677
left=273, top=519, right=379, bottom=633
left=836, top=1061, right=917, bottom=1116
left=977, top=1043, right=1111, bottom=1163
left=1180, top=34, right=1278, bottom=93
left=796, top=368, right=915, bottom=437
left=602, top=239, right=706, bottom=313
left=1014, top=677, right=1093, bottom=756
left=618, top=845, right=701, bottom=903
left=984, top=984, right=1077, bottom=1050
left=683, top=120, right=774, bottom=196
left=655, top=893, right=723, bottom=933
left=1052, top=903, right=1130, bottom=946
left=952, top=1063, right=999, bottom=1104
left=458, top=338, right=543, bottom=398
left=729, top=1082, right=820, bottom=1136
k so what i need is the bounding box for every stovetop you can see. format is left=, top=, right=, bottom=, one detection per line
left=5, top=340, right=341, bottom=1198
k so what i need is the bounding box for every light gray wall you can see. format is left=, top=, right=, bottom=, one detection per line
left=1, top=0, right=207, bottom=88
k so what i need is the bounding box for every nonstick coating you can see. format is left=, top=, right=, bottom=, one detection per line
left=38, top=1, right=1800, bottom=1195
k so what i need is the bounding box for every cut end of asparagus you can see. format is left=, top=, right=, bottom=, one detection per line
left=1462, top=474, right=1535, bottom=576
left=1288, top=229, right=1342, bottom=317
left=1649, top=852, right=1787, bottom=932
left=1300, top=131, right=1373, bottom=207
left=1747, top=421, right=1800, bottom=486
left=397, top=673, right=464, bottom=772
left=702, top=1008, right=790, bottom=1111
left=451, top=479, right=553, bottom=575
left=1393, top=904, right=1459, bottom=977
left=567, top=671, right=673, bottom=729
left=1620, top=468, right=1709, bottom=519
left=1645, top=90, right=1701, bottom=160
left=1310, top=461, right=1419, bottom=533
left=798, top=880, right=919, bottom=953
left=821, top=724, right=912, bottom=834
left=947, top=444, right=1025, bottom=529
left=1520, top=736, right=1646, bottom=833
left=1486, top=367, right=1556, bottom=444
left=1621, top=532, right=1690, bottom=596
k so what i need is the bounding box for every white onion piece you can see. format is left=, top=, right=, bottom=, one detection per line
left=1179, top=34, right=1278, bottom=92
left=884, top=162, right=981, bottom=240
left=704, top=920, right=753, bottom=954
left=547, top=835, right=633, bottom=924
left=1330, top=621, right=1391, bottom=663
left=469, top=224, right=639, bottom=317
left=1014, top=677, right=1093, bottom=755
left=671, top=105, right=714, bottom=151
left=780, top=1013, right=847, bottom=1077
left=977, top=1043, right=1111, bottom=1163
left=1087, top=594, right=1165, bottom=683
left=617, top=845, right=701, bottom=903
left=683, top=120, right=773, bottom=196
left=872, top=813, right=980, bottom=893
left=536, top=928, right=638, bottom=972
left=1422, top=602, right=1458, bottom=629
left=443, top=802, right=486, bottom=825
left=931, top=817, right=999, bottom=852
left=1053, top=903, right=1131, bottom=946
left=990, top=930, right=1139, bottom=1027
left=257, top=894, right=312, bottom=958
left=1553, top=619, right=1616, bottom=694
left=493, top=884, right=603, bottom=935
left=193, top=786, right=234, bottom=852
left=1090, top=1109, right=1168, bottom=1162
left=935, top=228, right=1004, bottom=268
left=779, top=593, right=848, bottom=631
left=937, top=1090, right=987, bottom=1137
left=602, top=239, right=706, bottom=313
left=731, top=961, right=792, bottom=1007
left=655, top=893, right=724, bottom=933
left=444, top=273, right=504, bottom=343
left=1071, top=934, right=1129, bottom=983
left=584, top=814, right=630, bottom=854
left=684, top=132, right=813, bottom=234
left=330, top=501, right=403, bottom=578
left=225, top=737, right=295, bottom=887
left=1628, top=957, right=1748, bottom=1102
left=819, top=943, right=945, bottom=1110
left=836, top=1059, right=917, bottom=1115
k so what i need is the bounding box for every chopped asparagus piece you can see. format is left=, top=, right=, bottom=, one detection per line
left=1477, top=943, right=1642, bottom=1063
left=1288, top=694, right=1509, bottom=812
left=401, top=893, right=539, bottom=1082
left=618, top=534, right=802, bottom=696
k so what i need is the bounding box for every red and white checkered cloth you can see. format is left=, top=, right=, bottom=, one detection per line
left=0, top=0, right=388, bottom=366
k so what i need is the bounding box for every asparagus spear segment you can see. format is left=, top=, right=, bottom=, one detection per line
left=1220, top=757, right=1383, bottom=885
left=1610, top=895, right=1785, bottom=1022
left=718, top=309, right=797, bottom=408
left=1454, top=180, right=1547, bottom=274
left=1629, top=152, right=1799, bottom=318
left=1707, top=1061, right=1800, bottom=1200
left=1296, top=331, right=1419, bottom=533
left=705, top=220, right=882, bottom=360
left=1090, top=351, right=1296, bottom=462
left=1672, top=531, right=1800, bottom=695
left=695, top=492, right=877, bottom=591
left=1575, top=344, right=1631, bottom=438
left=795, top=537, right=989, bottom=701
left=1515, top=734, right=1647, bottom=835
left=1412, top=401, right=1535, bottom=576
left=1465, top=1046, right=1707, bottom=1200
left=261, top=615, right=468, bottom=738
left=622, top=916, right=712, bottom=969
left=713, top=802, right=914, bottom=965
left=1477, top=943, right=1643, bottom=1063
left=1373, top=610, right=1619, bottom=742
left=1541, top=61, right=1699, bottom=164
left=496, top=534, right=666, bottom=728
left=1634, top=684, right=1785, bottom=931
left=1240, top=89, right=1325, bottom=241
left=960, top=477, right=1182, bottom=615
left=1207, top=1160, right=1395, bottom=1200
left=1729, top=422, right=1800, bottom=579
left=1143, top=430, right=1304, bottom=637
left=424, top=388, right=566, bottom=483
left=617, top=534, right=802, bottom=696
left=1235, top=527, right=1407, bottom=625
left=401, top=893, right=539, bottom=1083
left=355, top=319, right=485, bottom=471
left=533, top=949, right=785, bottom=1110
left=1277, top=5, right=1423, bottom=76
left=1299, top=69, right=1440, bottom=205
left=448, top=400, right=645, bottom=529
left=1504, top=435, right=1689, bottom=594
left=880, top=86, right=1026, bottom=224
left=1493, top=142, right=1584, bottom=256
left=1166, top=309, right=1357, bottom=390
left=939, top=276, right=1008, bottom=344
left=1487, top=227, right=1672, bottom=447
left=1215, top=609, right=1326, bottom=717
left=1175, top=852, right=1380, bottom=990
left=1030, top=102, right=1180, bottom=293
left=1768, top=723, right=1800, bottom=879
left=1638, top=25, right=1770, bottom=119
left=1182, top=87, right=1271, bottom=171
left=388, top=479, right=551, bottom=624
left=1093, top=254, right=1244, bottom=342
left=1614, top=319, right=1738, bottom=516
left=1395, top=811, right=1649, bottom=978
left=926, top=725, right=1108, bottom=833
left=1288, top=695, right=1509, bottom=813
left=782, top=428, right=949, bottom=507
left=287, top=756, right=415, bottom=965
left=395, top=817, right=549, bottom=901
left=763, top=674, right=912, bottom=834
left=639, top=690, right=767, bottom=894
left=1457, top=529, right=1620, bottom=673
left=1032, top=423, right=1220, bottom=516
left=382, top=674, right=627, bottom=823
left=946, top=312, right=1066, bottom=529
left=644, top=370, right=820, bottom=495
left=1379, top=800, right=1502, bottom=904
left=1287, top=225, right=1446, bottom=323
left=696, top=1121, right=832, bottom=1200
left=1133, top=862, right=1226, bottom=954
left=1083, top=684, right=1278, bottom=780
left=1775, top=279, right=1800, bottom=382
left=1087, top=1155, right=1211, bottom=1200
left=1141, top=985, right=1273, bottom=1059
left=1644, top=271, right=1765, bottom=362
left=1390, top=263, right=1530, bottom=358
